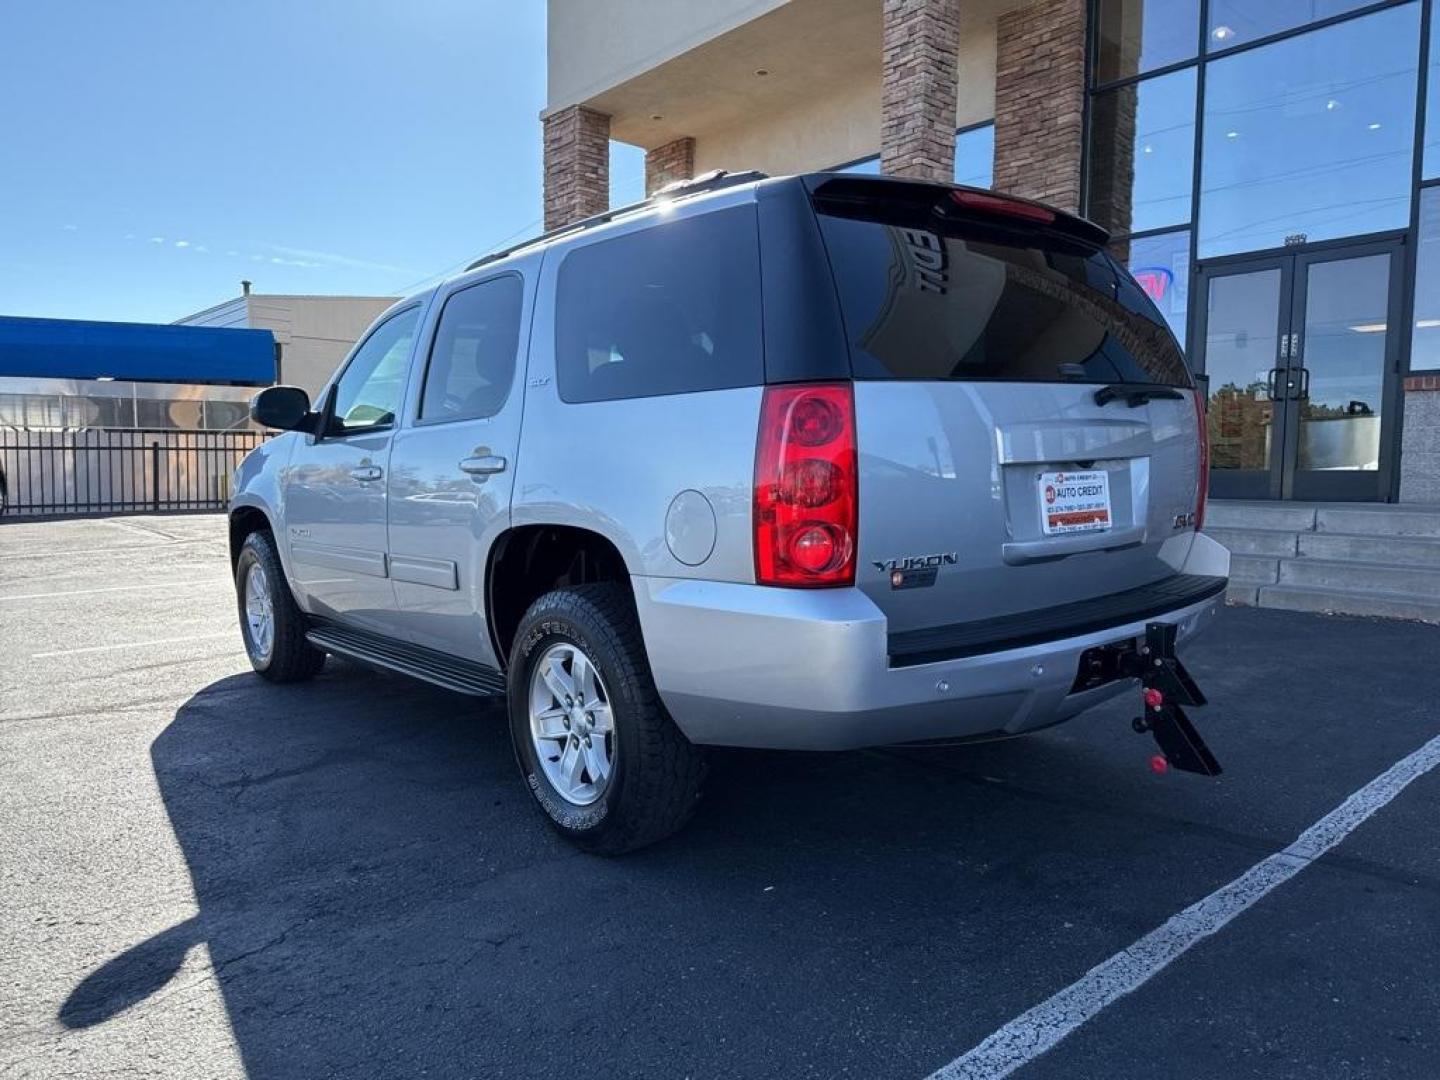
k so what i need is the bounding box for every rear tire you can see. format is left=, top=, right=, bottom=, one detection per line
left=235, top=529, right=326, bottom=683
left=507, top=583, right=706, bottom=854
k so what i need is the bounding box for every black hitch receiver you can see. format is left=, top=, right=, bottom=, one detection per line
left=1120, top=622, right=1221, bottom=777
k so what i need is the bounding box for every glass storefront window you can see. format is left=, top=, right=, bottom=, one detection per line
left=837, top=155, right=880, bottom=175
left=1112, top=229, right=1191, bottom=346
left=1426, top=21, right=1440, bottom=180
left=1087, top=68, right=1196, bottom=236
left=954, top=124, right=994, bottom=188
left=1206, top=0, right=1377, bottom=51
left=1413, top=187, right=1440, bottom=370
left=1197, top=4, right=1420, bottom=259
left=1094, top=0, right=1200, bottom=83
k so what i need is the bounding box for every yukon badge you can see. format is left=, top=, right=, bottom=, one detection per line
left=874, top=552, right=957, bottom=590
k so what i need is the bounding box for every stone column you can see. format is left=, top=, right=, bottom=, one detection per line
left=880, top=0, right=962, bottom=181
left=543, top=105, right=610, bottom=231
left=993, top=0, right=1087, bottom=212
left=645, top=137, right=696, bottom=195
left=1399, top=375, right=1440, bottom=503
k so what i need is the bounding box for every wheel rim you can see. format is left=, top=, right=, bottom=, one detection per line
left=528, top=642, right=615, bottom=806
left=244, top=562, right=275, bottom=663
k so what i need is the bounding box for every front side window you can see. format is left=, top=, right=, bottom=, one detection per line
left=554, top=207, right=764, bottom=403
left=328, top=307, right=420, bottom=434
left=1197, top=4, right=1420, bottom=258
left=419, top=276, right=524, bottom=423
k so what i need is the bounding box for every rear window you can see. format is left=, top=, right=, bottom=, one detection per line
left=813, top=192, right=1190, bottom=387
left=555, top=206, right=764, bottom=403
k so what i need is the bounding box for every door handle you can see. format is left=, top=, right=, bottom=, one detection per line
left=349, top=465, right=383, bottom=482
left=1297, top=367, right=1310, bottom=399
left=1265, top=368, right=1282, bottom=400
left=459, top=455, right=507, bottom=477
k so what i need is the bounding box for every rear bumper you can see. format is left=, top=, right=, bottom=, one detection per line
left=632, top=533, right=1229, bottom=751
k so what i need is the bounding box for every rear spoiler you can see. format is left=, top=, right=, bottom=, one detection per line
left=802, top=173, right=1110, bottom=251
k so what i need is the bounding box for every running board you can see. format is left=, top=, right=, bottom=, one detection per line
left=305, top=623, right=506, bottom=697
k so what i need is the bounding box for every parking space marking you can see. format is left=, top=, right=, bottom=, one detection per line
left=0, top=579, right=230, bottom=601
left=0, top=539, right=216, bottom=560
left=32, top=632, right=237, bottom=658
left=927, top=730, right=1440, bottom=1080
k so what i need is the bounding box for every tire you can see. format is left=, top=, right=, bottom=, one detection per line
left=235, top=529, right=326, bottom=683
left=507, top=583, right=706, bottom=854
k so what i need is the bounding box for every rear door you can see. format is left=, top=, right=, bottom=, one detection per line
left=383, top=266, right=532, bottom=665
left=808, top=178, right=1203, bottom=637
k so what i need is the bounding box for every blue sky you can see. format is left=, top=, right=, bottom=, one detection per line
left=0, top=0, right=645, bottom=325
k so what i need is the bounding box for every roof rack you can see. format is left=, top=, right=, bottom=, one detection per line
left=464, top=169, right=769, bottom=273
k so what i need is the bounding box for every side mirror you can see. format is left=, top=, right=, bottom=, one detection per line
left=250, top=385, right=318, bottom=433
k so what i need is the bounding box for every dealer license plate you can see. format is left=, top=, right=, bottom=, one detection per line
left=1038, top=469, right=1112, bottom=535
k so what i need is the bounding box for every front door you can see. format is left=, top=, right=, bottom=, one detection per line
left=1195, top=240, right=1403, bottom=500
left=284, top=304, right=423, bottom=630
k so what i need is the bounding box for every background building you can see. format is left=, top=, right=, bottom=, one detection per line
left=176, top=286, right=398, bottom=400
left=544, top=0, right=1440, bottom=504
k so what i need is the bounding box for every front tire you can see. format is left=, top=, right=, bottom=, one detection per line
left=235, top=529, right=326, bottom=683
left=507, top=583, right=706, bottom=854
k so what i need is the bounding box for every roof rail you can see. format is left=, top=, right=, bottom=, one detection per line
left=464, top=169, right=769, bottom=272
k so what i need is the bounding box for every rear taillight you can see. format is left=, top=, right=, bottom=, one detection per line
left=1193, top=388, right=1209, bottom=531
left=754, top=383, right=857, bottom=587
left=948, top=188, right=1056, bottom=224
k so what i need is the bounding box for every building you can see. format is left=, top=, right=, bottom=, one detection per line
left=0, top=314, right=274, bottom=431
left=543, top=0, right=1440, bottom=504
left=176, top=287, right=398, bottom=401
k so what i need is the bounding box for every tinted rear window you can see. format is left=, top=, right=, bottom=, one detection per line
left=555, top=206, right=764, bottom=403
left=814, top=198, right=1190, bottom=387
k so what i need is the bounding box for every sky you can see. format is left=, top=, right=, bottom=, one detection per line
left=0, top=0, right=645, bottom=325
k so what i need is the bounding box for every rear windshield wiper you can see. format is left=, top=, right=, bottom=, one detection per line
left=1093, top=383, right=1185, bottom=408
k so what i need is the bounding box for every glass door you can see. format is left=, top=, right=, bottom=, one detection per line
left=1284, top=244, right=1401, bottom=501
left=1193, top=259, right=1291, bottom=499
left=1194, top=241, right=1401, bottom=501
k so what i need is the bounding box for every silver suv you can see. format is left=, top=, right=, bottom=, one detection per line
left=230, top=171, right=1229, bottom=852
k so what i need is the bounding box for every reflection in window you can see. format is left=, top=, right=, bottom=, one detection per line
left=1088, top=68, right=1196, bottom=236
left=1207, top=0, right=1377, bottom=51
left=1198, top=5, right=1420, bottom=258
left=1426, top=21, right=1440, bottom=180
left=1094, top=0, right=1200, bottom=83
left=1112, top=229, right=1191, bottom=347
left=610, top=141, right=646, bottom=207
left=1413, top=187, right=1440, bottom=371
left=954, top=124, right=994, bottom=188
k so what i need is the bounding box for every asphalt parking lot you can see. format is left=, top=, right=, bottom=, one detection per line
left=2, top=514, right=1438, bottom=1080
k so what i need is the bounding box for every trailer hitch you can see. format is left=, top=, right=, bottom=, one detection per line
left=1120, top=622, right=1221, bottom=777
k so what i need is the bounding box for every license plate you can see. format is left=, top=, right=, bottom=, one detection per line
left=1038, top=469, right=1112, bottom=535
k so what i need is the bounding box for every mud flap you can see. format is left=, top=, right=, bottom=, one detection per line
left=1124, top=622, right=1222, bottom=777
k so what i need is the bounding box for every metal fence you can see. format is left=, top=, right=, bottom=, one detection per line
left=0, top=427, right=265, bottom=517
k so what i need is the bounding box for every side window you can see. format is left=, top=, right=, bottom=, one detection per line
left=328, top=307, right=421, bottom=434
left=554, top=206, right=763, bottom=403
left=419, top=275, right=524, bottom=422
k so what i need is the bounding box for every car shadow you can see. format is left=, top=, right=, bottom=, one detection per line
left=56, top=657, right=1247, bottom=1079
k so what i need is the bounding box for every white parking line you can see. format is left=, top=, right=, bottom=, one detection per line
left=32, top=632, right=237, bottom=658
left=0, top=579, right=229, bottom=601
left=927, top=731, right=1440, bottom=1080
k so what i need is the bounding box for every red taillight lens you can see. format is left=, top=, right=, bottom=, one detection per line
left=948, top=188, right=1056, bottom=224
left=754, top=383, right=857, bottom=587
left=1193, top=387, right=1209, bottom=531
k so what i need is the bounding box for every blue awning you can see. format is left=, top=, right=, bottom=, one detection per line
left=0, top=315, right=276, bottom=386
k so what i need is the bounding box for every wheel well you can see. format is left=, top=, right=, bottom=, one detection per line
left=229, top=506, right=272, bottom=569
left=488, top=525, right=630, bottom=666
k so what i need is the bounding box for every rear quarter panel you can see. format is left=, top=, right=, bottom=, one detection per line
left=513, top=208, right=761, bottom=583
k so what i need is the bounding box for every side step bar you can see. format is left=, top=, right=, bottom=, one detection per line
left=305, top=622, right=506, bottom=697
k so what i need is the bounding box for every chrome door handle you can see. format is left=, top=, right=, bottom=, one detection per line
left=349, top=465, right=383, bottom=482
left=459, top=455, right=507, bottom=476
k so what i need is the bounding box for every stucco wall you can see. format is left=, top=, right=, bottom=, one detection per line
left=547, top=0, right=789, bottom=113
